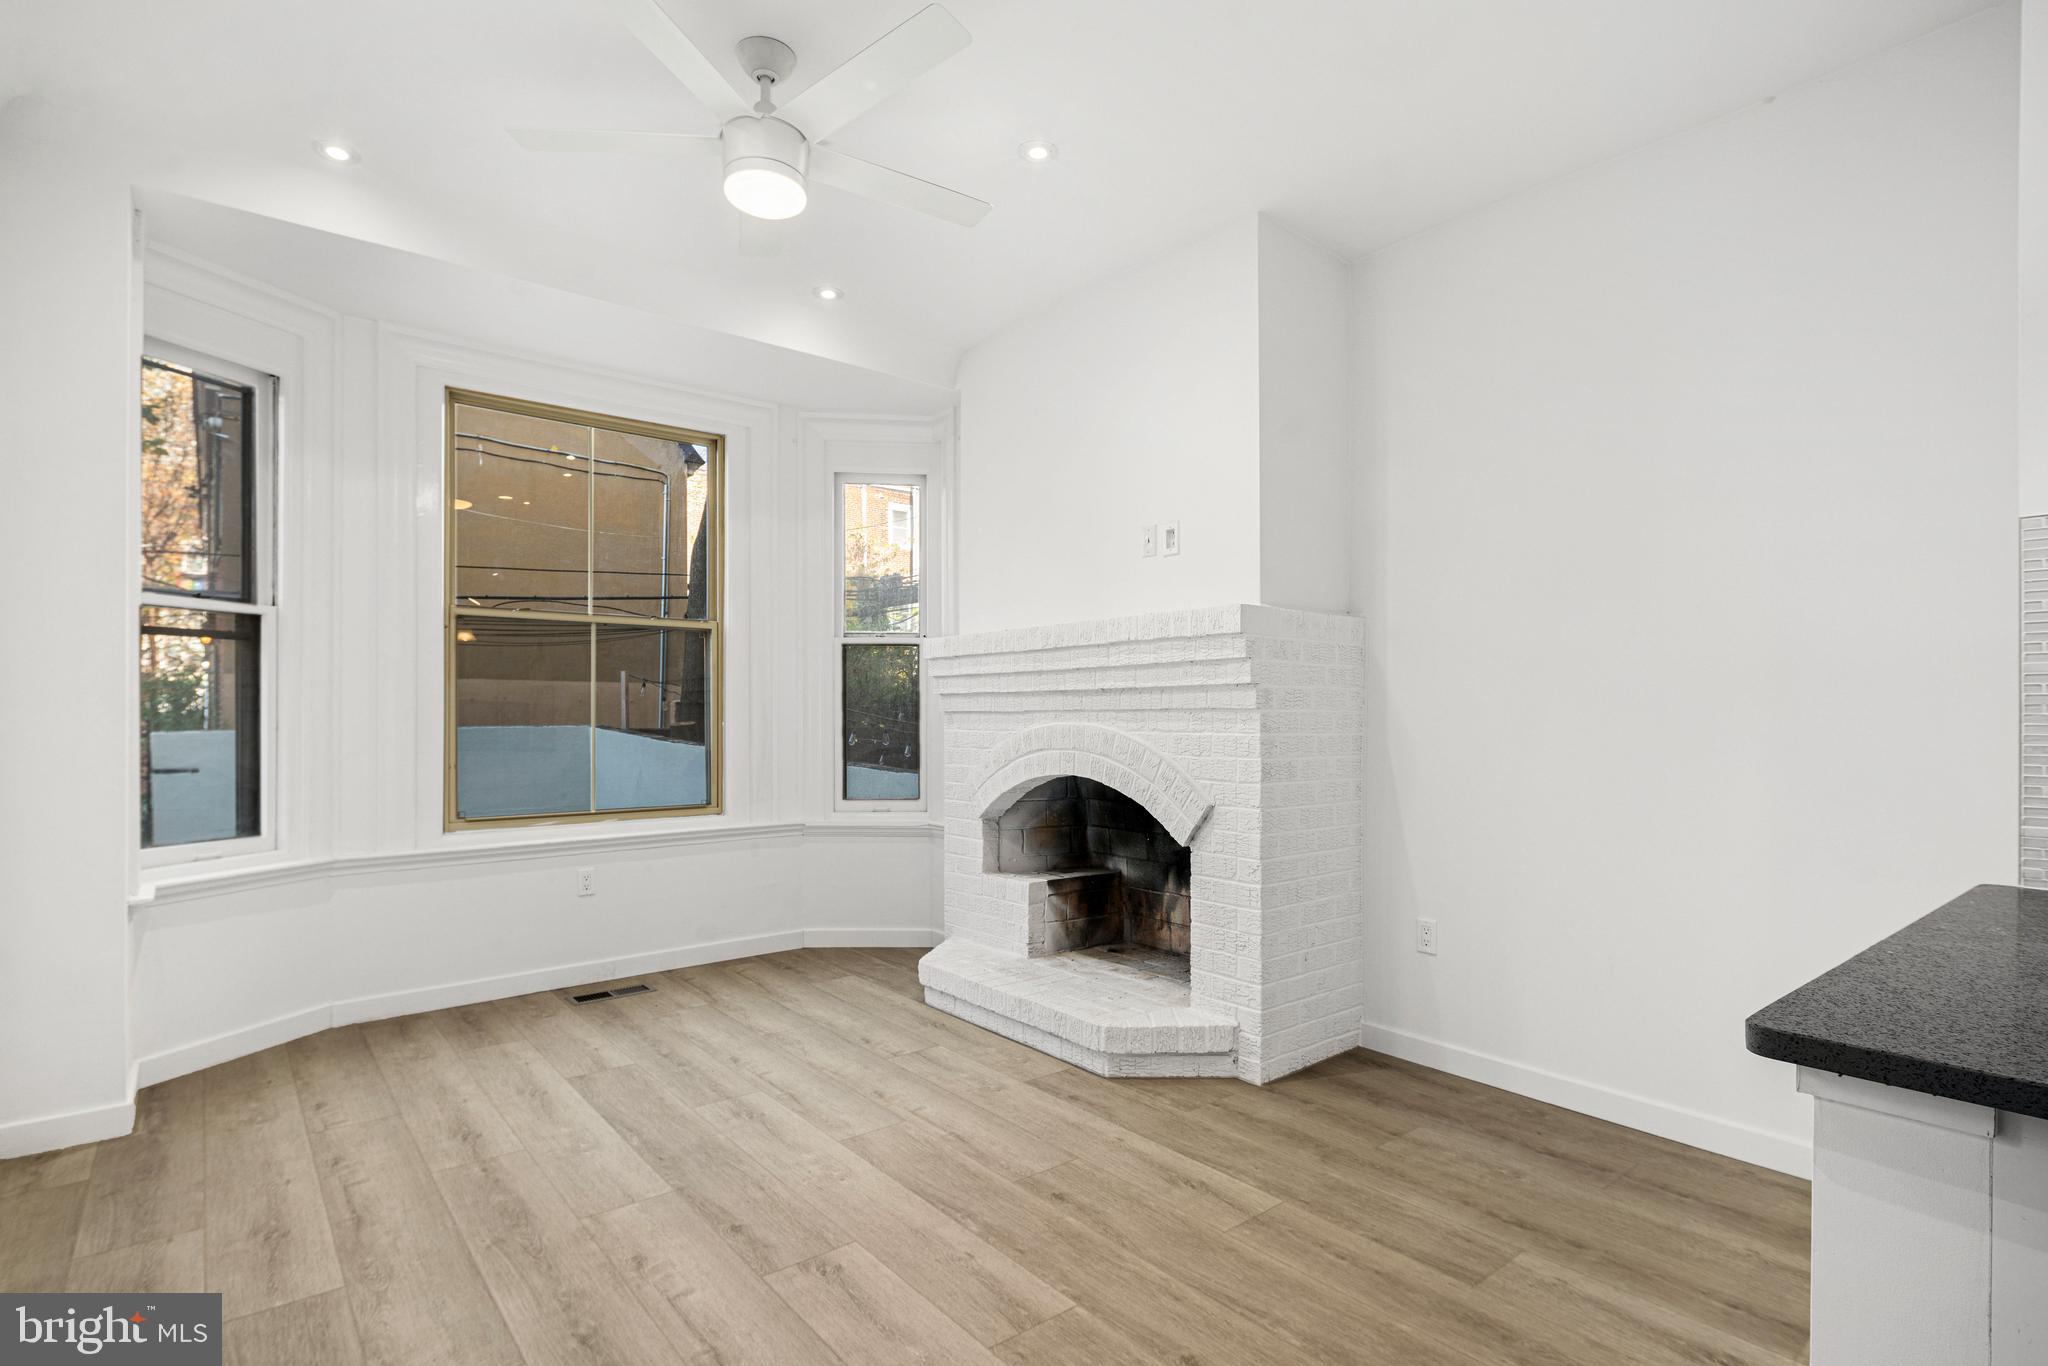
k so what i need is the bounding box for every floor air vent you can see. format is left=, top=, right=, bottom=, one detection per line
left=568, top=983, right=653, bottom=1004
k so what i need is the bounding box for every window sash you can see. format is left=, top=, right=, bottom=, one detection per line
left=137, top=341, right=278, bottom=866
left=444, top=389, right=724, bottom=829
left=835, top=474, right=925, bottom=810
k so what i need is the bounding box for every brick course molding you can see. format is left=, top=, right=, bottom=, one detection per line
left=920, top=603, right=1367, bottom=1083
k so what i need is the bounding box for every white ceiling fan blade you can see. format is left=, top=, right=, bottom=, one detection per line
left=778, top=4, right=969, bottom=141
left=509, top=128, right=720, bottom=157
left=810, top=146, right=989, bottom=226
left=596, top=0, right=751, bottom=121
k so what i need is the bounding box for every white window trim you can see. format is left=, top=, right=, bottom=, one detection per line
left=136, top=339, right=280, bottom=870
left=385, top=327, right=779, bottom=850
left=834, top=472, right=927, bottom=814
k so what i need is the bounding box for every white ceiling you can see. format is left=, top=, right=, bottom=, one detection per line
left=9, top=0, right=2001, bottom=387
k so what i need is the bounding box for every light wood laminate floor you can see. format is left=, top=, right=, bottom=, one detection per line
left=0, top=948, right=1811, bottom=1365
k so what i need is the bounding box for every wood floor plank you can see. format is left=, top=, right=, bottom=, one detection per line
left=732, top=956, right=941, bottom=1056
left=1030, top=1064, right=1519, bottom=1284
left=1019, top=1155, right=1487, bottom=1366
left=434, top=1151, right=684, bottom=1366
left=765, top=1243, right=1003, bottom=1366
left=464, top=1040, right=668, bottom=1217
left=698, top=1093, right=1071, bottom=1346
left=360, top=1014, right=521, bottom=1172
left=669, top=985, right=1073, bottom=1179
left=845, top=1118, right=1306, bottom=1366
left=204, top=1076, right=344, bottom=1320
left=590, top=1191, right=846, bottom=1366
left=204, top=1043, right=297, bottom=1099
left=0, top=1184, right=87, bottom=1291
left=895, top=1045, right=1281, bottom=1231
left=665, top=1003, right=898, bottom=1140
left=603, top=999, right=755, bottom=1108
left=811, top=972, right=1072, bottom=1079
left=67, top=1228, right=206, bottom=1293
left=0, top=1141, right=95, bottom=1198
left=1476, top=1254, right=1802, bottom=1366
left=310, top=1115, right=522, bottom=1366
left=73, top=1073, right=206, bottom=1258
left=648, top=967, right=721, bottom=1009
left=491, top=989, right=640, bottom=1078
left=1372, top=1123, right=1808, bottom=1358
left=572, top=1063, right=851, bottom=1275
left=289, top=1025, right=399, bottom=1133
left=989, top=1306, right=1181, bottom=1366
left=222, top=1287, right=366, bottom=1366
left=429, top=1000, right=528, bottom=1052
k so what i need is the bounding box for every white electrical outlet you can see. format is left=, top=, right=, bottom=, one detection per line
left=577, top=867, right=596, bottom=898
left=1416, top=918, right=1438, bottom=954
left=1161, top=521, right=1181, bottom=556
left=1141, top=524, right=1157, bottom=558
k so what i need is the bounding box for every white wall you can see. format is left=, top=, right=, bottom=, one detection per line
left=1256, top=219, right=1354, bottom=615
left=0, top=103, right=139, bottom=1150
left=1354, top=6, right=2018, bottom=1174
left=955, top=219, right=1262, bottom=632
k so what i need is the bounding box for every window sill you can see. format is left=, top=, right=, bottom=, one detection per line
left=804, top=817, right=943, bottom=838
left=129, top=818, right=934, bottom=911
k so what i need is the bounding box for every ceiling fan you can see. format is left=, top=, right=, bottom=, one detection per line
left=512, top=0, right=990, bottom=231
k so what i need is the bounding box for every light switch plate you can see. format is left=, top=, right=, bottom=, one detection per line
left=1141, top=524, right=1157, bottom=558
left=1161, top=522, right=1181, bottom=556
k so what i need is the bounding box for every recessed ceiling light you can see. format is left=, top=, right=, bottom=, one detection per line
left=814, top=285, right=842, bottom=302
left=452, top=498, right=473, bottom=510
left=1018, top=140, right=1057, bottom=164
left=315, top=140, right=359, bottom=165
left=496, top=494, right=514, bottom=501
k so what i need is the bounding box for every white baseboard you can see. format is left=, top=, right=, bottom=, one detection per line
left=326, top=929, right=810, bottom=1027
left=135, top=1005, right=334, bottom=1090
left=804, top=926, right=940, bottom=948
left=1359, top=1021, right=1812, bottom=1178
left=0, top=1096, right=138, bottom=1160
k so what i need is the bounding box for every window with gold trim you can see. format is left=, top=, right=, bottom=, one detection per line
left=445, top=389, right=721, bottom=827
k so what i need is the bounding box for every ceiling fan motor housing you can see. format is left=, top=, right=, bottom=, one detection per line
left=723, top=115, right=809, bottom=182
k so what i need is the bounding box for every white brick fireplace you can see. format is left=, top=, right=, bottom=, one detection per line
left=917, top=605, right=1366, bottom=1083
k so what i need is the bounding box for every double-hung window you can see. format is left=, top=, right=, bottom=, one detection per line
left=445, top=390, right=722, bottom=827
left=137, top=344, right=276, bottom=858
left=838, top=477, right=923, bottom=804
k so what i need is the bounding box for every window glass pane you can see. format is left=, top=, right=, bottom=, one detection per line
left=592, top=431, right=712, bottom=619
left=452, top=403, right=591, bottom=612
left=595, top=625, right=711, bottom=810
left=141, top=358, right=251, bottom=600
left=452, top=616, right=592, bottom=819
left=843, top=643, right=920, bottom=800
left=140, top=607, right=259, bottom=847
left=842, top=482, right=920, bottom=633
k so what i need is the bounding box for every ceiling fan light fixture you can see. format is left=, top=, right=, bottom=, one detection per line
left=723, top=160, right=808, bottom=219
left=721, top=115, right=810, bottom=220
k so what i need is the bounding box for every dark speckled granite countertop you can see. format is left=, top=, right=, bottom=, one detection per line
left=1746, top=884, right=2048, bottom=1118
